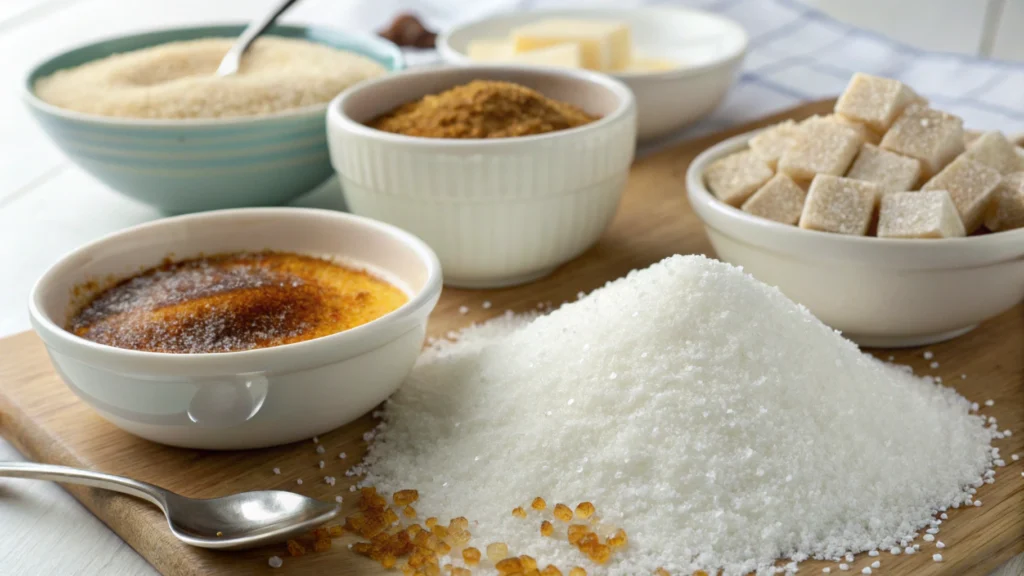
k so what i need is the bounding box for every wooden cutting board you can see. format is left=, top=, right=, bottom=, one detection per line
left=1, top=100, right=1021, bottom=576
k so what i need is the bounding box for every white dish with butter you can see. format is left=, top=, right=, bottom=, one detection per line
left=438, top=7, right=747, bottom=142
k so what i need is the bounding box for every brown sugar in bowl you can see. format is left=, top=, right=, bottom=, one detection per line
left=28, top=208, right=442, bottom=450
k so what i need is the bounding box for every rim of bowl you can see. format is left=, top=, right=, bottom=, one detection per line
left=28, top=207, right=443, bottom=367
left=22, top=23, right=405, bottom=129
left=686, top=128, right=1024, bottom=253
left=436, top=6, right=748, bottom=81
left=328, top=64, right=637, bottom=146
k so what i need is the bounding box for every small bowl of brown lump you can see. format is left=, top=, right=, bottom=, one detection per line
left=326, top=65, right=637, bottom=289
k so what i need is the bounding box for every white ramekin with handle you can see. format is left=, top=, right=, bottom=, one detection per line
left=327, top=65, right=637, bottom=289
left=29, top=208, right=442, bottom=449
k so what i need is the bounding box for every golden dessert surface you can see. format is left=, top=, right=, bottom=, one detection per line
left=68, top=252, right=407, bottom=353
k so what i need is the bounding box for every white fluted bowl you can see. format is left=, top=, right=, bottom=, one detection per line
left=327, top=66, right=637, bottom=288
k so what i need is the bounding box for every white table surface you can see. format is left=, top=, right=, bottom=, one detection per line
left=1, top=1, right=1022, bottom=575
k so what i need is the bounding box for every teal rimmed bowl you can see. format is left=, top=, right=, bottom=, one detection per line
left=24, top=24, right=403, bottom=214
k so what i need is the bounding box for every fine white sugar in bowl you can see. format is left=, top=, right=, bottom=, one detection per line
left=327, top=65, right=637, bottom=289
left=437, top=7, right=747, bottom=142
left=28, top=208, right=442, bottom=449
left=686, top=130, right=1024, bottom=348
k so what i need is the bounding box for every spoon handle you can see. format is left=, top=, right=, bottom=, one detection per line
left=0, top=462, right=168, bottom=509
left=216, top=0, right=303, bottom=76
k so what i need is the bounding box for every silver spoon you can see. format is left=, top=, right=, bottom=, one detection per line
left=0, top=462, right=339, bottom=550
left=216, top=0, right=303, bottom=76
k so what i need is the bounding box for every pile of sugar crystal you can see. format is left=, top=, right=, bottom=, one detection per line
left=360, top=255, right=994, bottom=576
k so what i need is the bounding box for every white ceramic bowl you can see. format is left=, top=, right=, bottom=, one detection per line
left=687, top=131, right=1024, bottom=348
left=437, top=7, right=747, bottom=143
left=327, top=65, right=637, bottom=288
left=28, top=208, right=442, bottom=449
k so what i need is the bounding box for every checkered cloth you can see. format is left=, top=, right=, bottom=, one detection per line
left=332, top=0, right=1024, bottom=146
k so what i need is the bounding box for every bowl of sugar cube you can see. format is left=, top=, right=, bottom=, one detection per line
left=687, top=72, right=1024, bottom=348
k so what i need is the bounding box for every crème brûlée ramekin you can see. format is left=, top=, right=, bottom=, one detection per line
left=327, top=65, right=637, bottom=289
left=28, top=208, right=441, bottom=450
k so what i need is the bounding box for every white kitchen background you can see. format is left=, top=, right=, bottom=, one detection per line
left=0, top=0, right=1021, bottom=575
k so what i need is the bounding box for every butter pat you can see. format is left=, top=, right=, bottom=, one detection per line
left=511, top=43, right=583, bottom=68
left=467, top=39, right=514, bottom=62
left=512, top=19, right=631, bottom=71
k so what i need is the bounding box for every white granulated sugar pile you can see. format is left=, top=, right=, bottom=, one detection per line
left=361, top=255, right=993, bottom=575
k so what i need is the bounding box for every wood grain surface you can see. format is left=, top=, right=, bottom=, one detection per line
left=0, top=100, right=1021, bottom=576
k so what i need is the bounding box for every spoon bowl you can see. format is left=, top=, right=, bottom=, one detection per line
left=0, top=462, right=340, bottom=550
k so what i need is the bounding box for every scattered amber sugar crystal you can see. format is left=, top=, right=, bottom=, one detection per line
left=449, top=529, right=472, bottom=546
left=449, top=517, right=470, bottom=531
left=569, top=567, right=587, bottom=576
left=577, top=532, right=599, bottom=550
left=520, top=555, right=539, bottom=570
left=574, top=502, right=596, bottom=520
left=360, top=487, right=389, bottom=511
left=567, top=524, right=589, bottom=545
left=313, top=537, right=331, bottom=553
left=286, top=539, right=306, bottom=556
left=496, top=557, right=525, bottom=574
left=407, top=524, right=423, bottom=536
left=403, top=505, right=417, bottom=518
left=352, top=541, right=373, bottom=556
left=585, top=543, right=611, bottom=564
left=540, top=520, right=554, bottom=537
left=487, top=542, right=510, bottom=562
left=327, top=524, right=344, bottom=538
left=436, top=541, right=452, bottom=556
left=393, top=489, right=420, bottom=506
left=312, top=527, right=329, bottom=540
left=531, top=497, right=548, bottom=511
left=654, top=569, right=671, bottom=576
left=512, top=506, right=528, bottom=518
left=384, top=508, right=400, bottom=525
left=541, top=566, right=563, bottom=576
left=693, top=571, right=708, bottom=576
left=424, top=565, right=441, bottom=576
left=462, top=547, right=482, bottom=565
left=425, top=517, right=439, bottom=528
left=553, top=503, right=573, bottom=522
left=381, top=555, right=397, bottom=568
left=608, top=528, right=628, bottom=548
left=453, top=568, right=472, bottom=576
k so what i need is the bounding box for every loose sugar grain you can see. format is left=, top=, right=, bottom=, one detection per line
left=361, top=255, right=993, bottom=576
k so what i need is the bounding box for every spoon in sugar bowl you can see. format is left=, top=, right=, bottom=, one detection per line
left=0, top=462, right=339, bottom=550
left=216, top=0, right=303, bottom=76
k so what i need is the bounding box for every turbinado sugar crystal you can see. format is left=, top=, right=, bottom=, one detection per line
left=360, top=256, right=994, bottom=576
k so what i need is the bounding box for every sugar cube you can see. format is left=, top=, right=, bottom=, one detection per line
left=835, top=73, right=920, bottom=133
left=705, top=150, right=774, bottom=206
left=828, top=114, right=882, bottom=145
left=961, top=131, right=1021, bottom=174
left=846, top=143, right=922, bottom=192
left=877, top=190, right=966, bottom=239
left=963, top=129, right=983, bottom=147
left=921, top=156, right=1001, bottom=233
left=742, top=173, right=808, bottom=225
left=779, top=118, right=863, bottom=181
left=799, top=175, right=881, bottom=235
left=985, top=172, right=1024, bottom=232
left=880, top=105, right=964, bottom=179
left=749, top=120, right=802, bottom=169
